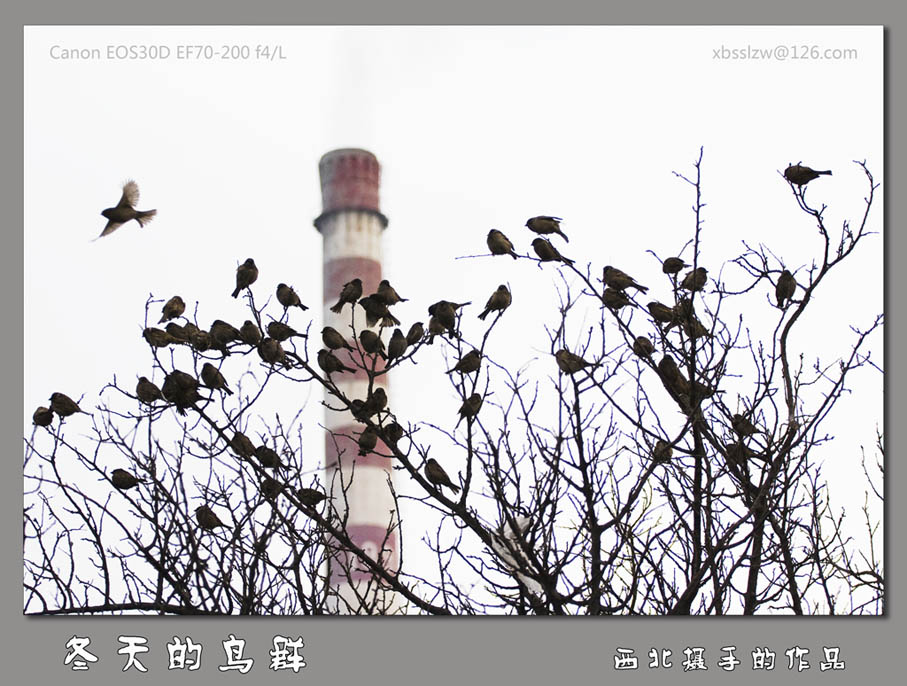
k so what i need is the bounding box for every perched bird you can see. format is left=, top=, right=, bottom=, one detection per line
left=387, top=328, right=408, bottom=362
left=267, top=321, right=305, bottom=342
left=201, top=362, right=233, bottom=396
left=255, top=445, right=282, bottom=470
left=456, top=393, right=483, bottom=427
left=406, top=322, right=425, bottom=346
left=296, top=487, right=327, bottom=508
left=632, top=336, right=655, bottom=358
left=239, top=320, right=262, bottom=346
left=98, top=180, right=157, bottom=238
left=555, top=349, right=592, bottom=375
left=602, top=287, right=631, bottom=310
left=257, top=337, right=289, bottom=368
left=526, top=215, right=568, bottom=242
left=784, top=164, right=832, bottom=186
left=673, top=297, right=696, bottom=322
left=135, top=376, right=163, bottom=404
left=32, top=406, right=54, bottom=427
left=383, top=422, right=405, bottom=447
left=657, top=356, right=691, bottom=396
left=189, top=329, right=211, bottom=353
left=427, top=316, right=446, bottom=344
left=652, top=440, right=673, bottom=463
left=317, top=348, right=355, bottom=376
left=331, top=278, right=363, bottom=314
left=776, top=269, right=797, bottom=308
left=158, top=296, right=186, bottom=324
left=358, top=426, right=378, bottom=456
left=662, top=257, right=687, bottom=275
left=359, top=329, right=387, bottom=358
left=487, top=229, right=518, bottom=259
left=647, top=301, right=677, bottom=326
left=724, top=442, right=754, bottom=469
left=276, top=283, right=308, bottom=311
left=682, top=317, right=710, bottom=340
left=428, top=300, right=470, bottom=336
left=161, top=370, right=200, bottom=416
left=731, top=413, right=759, bottom=437
left=260, top=477, right=283, bottom=501
left=111, top=468, right=143, bottom=490
left=603, top=266, right=648, bottom=293
left=322, top=326, right=352, bottom=351
left=680, top=267, right=709, bottom=292
left=350, top=399, right=369, bottom=423
left=478, top=284, right=512, bottom=320
left=165, top=322, right=191, bottom=344
left=374, top=279, right=408, bottom=306
left=230, top=431, right=256, bottom=458
left=195, top=505, right=226, bottom=531
left=359, top=296, right=401, bottom=329
left=231, top=258, right=259, bottom=298
left=49, top=392, right=87, bottom=417
left=447, top=349, right=482, bottom=375
left=424, top=458, right=461, bottom=494
left=532, top=237, right=574, bottom=265
left=362, top=387, right=388, bottom=417
left=210, top=319, right=241, bottom=352
left=143, top=327, right=174, bottom=348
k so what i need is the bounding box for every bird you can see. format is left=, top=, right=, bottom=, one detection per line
left=555, top=349, right=592, bottom=375
left=239, top=320, right=262, bottom=346
left=330, top=278, right=363, bottom=314
left=158, top=296, right=185, bottom=324
left=662, top=257, right=687, bottom=275
left=195, top=505, right=226, bottom=531
left=428, top=300, right=470, bottom=336
left=603, top=266, right=648, bottom=293
left=652, top=440, right=673, bottom=463
left=647, top=301, right=677, bottom=326
left=406, top=322, right=425, bottom=346
left=267, top=321, right=305, bottom=342
left=260, top=477, right=283, bottom=501
left=447, top=349, right=482, bottom=375
left=165, top=322, right=191, bottom=343
left=257, top=337, right=289, bottom=368
left=201, top=362, right=233, bottom=396
left=135, top=376, right=163, bottom=404
left=317, top=349, right=356, bottom=376
left=98, top=180, right=156, bottom=238
left=49, top=392, right=87, bottom=417
left=602, top=287, right=631, bottom=310
left=321, top=326, right=352, bottom=351
left=231, top=258, right=258, bottom=298
left=359, top=329, right=386, bottom=358
left=362, top=387, right=388, bottom=417
left=383, top=422, right=405, bottom=447
left=296, top=488, right=327, bottom=508
left=387, top=328, right=408, bottom=362
left=532, top=237, right=574, bottom=265
left=111, top=468, right=143, bottom=490
left=374, top=279, right=408, bottom=306
left=209, top=319, right=241, bottom=352
left=359, top=295, right=401, bottom=328
left=732, top=414, right=759, bottom=437
left=276, top=283, right=308, bottom=311
left=487, top=229, right=518, bottom=259
left=427, top=316, right=446, bottom=344
left=526, top=216, right=568, bottom=242
left=255, top=445, right=282, bottom=470
left=673, top=296, right=696, bottom=322
left=230, top=431, right=256, bottom=458
left=682, top=317, right=710, bottom=340
left=784, top=164, right=832, bottom=186
left=657, top=356, right=691, bottom=396
left=632, top=336, right=655, bottom=358
left=32, top=406, right=54, bottom=427
left=776, top=270, right=797, bottom=308
left=424, top=458, right=461, bottom=494
left=161, top=370, right=200, bottom=416
left=143, top=327, right=174, bottom=348
left=358, top=427, right=378, bottom=456
left=456, top=393, right=483, bottom=427
left=478, top=284, right=512, bottom=320
left=189, top=329, right=211, bottom=353
left=680, top=267, right=709, bottom=292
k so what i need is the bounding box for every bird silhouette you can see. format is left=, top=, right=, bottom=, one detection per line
left=98, top=180, right=156, bottom=238
left=425, top=458, right=461, bottom=493
left=158, top=296, right=185, bottom=324
left=330, top=278, right=363, bottom=314
left=276, top=283, right=308, bottom=311
left=232, top=258, right=258, bottom=298
left=526, top=216, right=568, bottom=242
left=487, top=229, right=518, bottom=259
left=784, top=163, right=832, bottom=186
left=478, top=284, right=512, bottom=320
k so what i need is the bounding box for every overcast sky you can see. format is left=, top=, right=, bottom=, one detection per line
left=24, top=26, right=883, bottom=598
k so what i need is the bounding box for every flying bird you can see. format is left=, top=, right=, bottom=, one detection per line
left=330, top=278, right=363, bottom=314
left=478, top=284, right=512, bottom=320
left=98, top=180, right=156, bottom=238
left=276, top=283, right=308, bottom=311
left=424, top=458, right=461, bottom=494
left=784, top=163, right=832, bottom=186
left=158, top=296, right=185, bottom=324
left=532, top=237, right=574, bottom=264
left=487, top=229, right=518, bottom=259
left=526, top=216, right=568, bottom=242
left=603, top=266, right=648, bottom=293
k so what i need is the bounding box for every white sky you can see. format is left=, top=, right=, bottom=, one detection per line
left=24, top=26, right=883, bottom=605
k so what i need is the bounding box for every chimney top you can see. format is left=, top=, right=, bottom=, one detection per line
left=318, top=148, right=382, bottom=214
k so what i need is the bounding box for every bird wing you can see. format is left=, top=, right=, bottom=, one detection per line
left=98, top=219, right=124, bottom=238
left=118, top=180, right=140, bottom=208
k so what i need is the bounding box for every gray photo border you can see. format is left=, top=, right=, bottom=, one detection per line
left=4, top=1, right=897, bottom=684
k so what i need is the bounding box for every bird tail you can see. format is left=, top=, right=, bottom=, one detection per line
left=224, top=387, right=234, bottom=396
left=557, top=230, right=570, bottom=243
left=817, top=170, right=832, bottom=175
left=450, top=484, right=461, bottom=493
left=634, top=285, right=649, bottom=293
left=563, top=256, right=576, bottom=265
left=382, top=313, right=401, bottom=328
left=297, top=302, right=310, bottom=311
left=135, top=209, right=157, bottom=227
left=231, top=287, right=241, bottom=298
left=477, top=309, right=490, bottom=321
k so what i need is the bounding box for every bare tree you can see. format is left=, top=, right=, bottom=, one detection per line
left=24, top=152, right=882, bottom=615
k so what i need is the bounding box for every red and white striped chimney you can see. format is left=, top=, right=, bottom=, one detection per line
left=314, top=148, right=401, bottom=613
